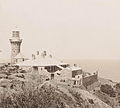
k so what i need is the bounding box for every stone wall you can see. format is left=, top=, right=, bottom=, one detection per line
left=11, top=42, right=21, bottom=57
left=10, top=41, right=22, bottom=64
left=82, top=74, right=98, bottom=88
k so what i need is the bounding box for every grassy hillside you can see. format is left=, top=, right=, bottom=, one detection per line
left=0, top=65, right=114, bottom=108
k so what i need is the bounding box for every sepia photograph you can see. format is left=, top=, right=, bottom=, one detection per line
left=0, top=0, right=120, bottom=108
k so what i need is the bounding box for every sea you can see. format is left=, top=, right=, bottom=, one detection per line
left=64, top=59, right=120, bottom=83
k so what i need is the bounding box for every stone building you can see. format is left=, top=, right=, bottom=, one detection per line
left=9, top=31, right=27, bottom=64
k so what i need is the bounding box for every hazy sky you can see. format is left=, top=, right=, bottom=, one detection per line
left=0, top=0, right=120, bottom=59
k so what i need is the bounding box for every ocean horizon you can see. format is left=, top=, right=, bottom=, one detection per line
left=64, top=59, right=120, bottom=83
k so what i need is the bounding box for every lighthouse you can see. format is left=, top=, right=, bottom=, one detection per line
left=9, top=31, right=22, bottom=64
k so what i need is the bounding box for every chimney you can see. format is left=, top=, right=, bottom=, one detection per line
left=74, top=64, right=77, bottom=67
left=37, top=51, right=39, bottom=55
left=32, top=54, right=36, bottom=60
left=49, top=54, right=52, bottom=58
left=43, top=51, right=47, bottom=56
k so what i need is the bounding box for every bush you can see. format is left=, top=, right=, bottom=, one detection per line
left=0, top=83, right=67, bottom=108
left=100, top=84, right=116, bottom=97
left=88, top=99, right=94, bottom=104
left=116, top=83, right=120, bottom=89
left=0, top=69, right=69, bottom=108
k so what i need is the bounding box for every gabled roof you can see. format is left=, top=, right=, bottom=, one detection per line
left=15, top=56, right=68, bottom=67
left=15, top=51, right=68, bottom=67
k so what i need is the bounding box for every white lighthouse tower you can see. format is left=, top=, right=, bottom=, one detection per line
left=9, top=31, right=22, bottom=64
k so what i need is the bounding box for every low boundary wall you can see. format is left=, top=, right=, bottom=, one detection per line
left=82, top=74, right=98, bottom=87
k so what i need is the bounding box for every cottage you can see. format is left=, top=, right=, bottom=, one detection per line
left=15, top=51, right=70, bottom=79
left=14, top=53, right=28, bottom=63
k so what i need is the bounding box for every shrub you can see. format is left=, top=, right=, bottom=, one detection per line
left=0, top=69, right=68, bottom=108
left=100, top=84, right=116, bottom=97
left=88, top=99, right=94, bottom=104
left=116, top=83, right=120, bottom=89
left=0, top=84, right=67, bottom=108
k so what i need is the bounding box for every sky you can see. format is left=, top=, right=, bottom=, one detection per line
left=0, top=0, right=120, bottom=59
